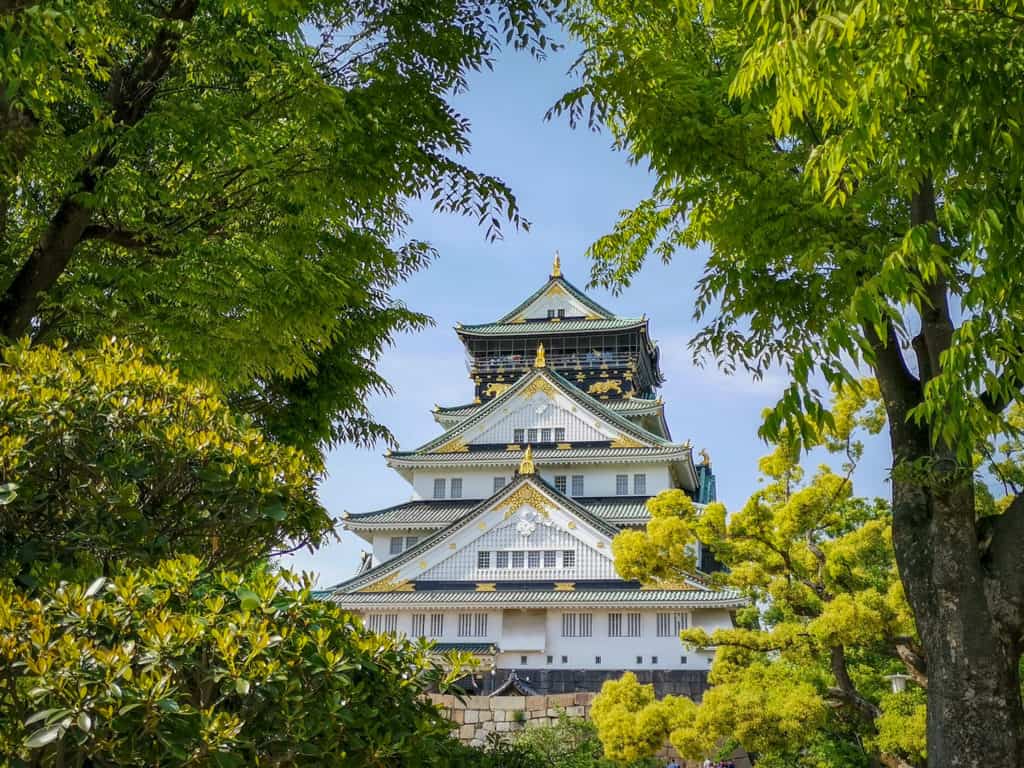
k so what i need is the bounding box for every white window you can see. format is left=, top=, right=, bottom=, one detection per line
left=433, top=478, right=446, bottom=499
left=429, top=613, right=444, bottom=637
left=562, top=613, right=592, bottom=637
left=657, top=612, right=689, bottom=637
left=366, top=614, right=397, bottom=633
left=478, top=551, right=491, bottom=569
left=389, top=536, right=403, bottom=555
left=496, top=551, right=508, bottom=568
left=493, top=476, right=506, bottom=493
left=616, top=474, right=629, bottom=495
left=562, top=550, right=575, bottom=568
left=544, top=550, right=557, bottom=568
left=633, top=473, right=647, bottom=494
left=412, top=614, right=426, bottom=637
left=541, top=428, right=552, bottom=442
left=458, top=613, right=488, bottom=637
left=450, top=478, right=463, bottom=499
left=608, top=613, right=622, bottom=637
left=513, top=429, right=525, bottom=444
left=527, top=428, right=538, bottom=443
left=528, top=550, right=541, bottom=568
left=571, top=475, right=584, bottom=496
left=511, top=550, right=525, bottom=569
left=626, top=612, right=641, bottom=637
left=405, top=535, right=418, bottom=549
left=554, top=475, right=567, bottom=493
left=554, top=427, right=566, bottom=442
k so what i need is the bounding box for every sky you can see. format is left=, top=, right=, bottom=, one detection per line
left=282, top=41, right=893, bottom=586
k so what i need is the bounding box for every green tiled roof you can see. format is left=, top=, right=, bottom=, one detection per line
left=434, top=398, right=661, bottom=418
left=330, top=588, right=746, bottom=609
left=432, top=642, right=497, bottom=654
left=497, top=276, right=617, bottom=323
left=344, top=496, right=653, bottom=530
left=387, top=445, right=690, bottom=467
left=457, top=317, right=645, bottom=336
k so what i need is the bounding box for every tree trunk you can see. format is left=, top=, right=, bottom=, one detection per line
left=890, top=472, right=1024, bottom=768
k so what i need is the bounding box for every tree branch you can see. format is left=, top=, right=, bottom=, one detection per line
left=979, top=492, right=1024, bottom=632
left=80, top=225, right=149, bottom=249
left=828, top=644, right=881, bottom=723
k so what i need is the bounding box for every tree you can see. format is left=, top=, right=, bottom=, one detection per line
left=0, top=339, right=331, bottom=582
left=0, top=556, right=473, bottom=766
left=595, top=385, right=924, bottom=767
left=557, top=1, right=1024, bottom=764
left=0, top=0, right=557, bottom=451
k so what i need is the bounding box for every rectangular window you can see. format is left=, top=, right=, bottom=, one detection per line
left=367, top=614, right=397, bottom=633
left=527, top=428, right=538, bottom=443
left=457, top=614, right=471, bottom=637
left=652, top=656, right=659, bottom=664
left=513, top=429, right=525, bottom=444
left=475, top=613, right=488, bottom=637
left=563, top=550, right=576, bottom=569
left=412, top=614, right=426, bottom=637
left=521, top=655, right=528, bottom=664
left=558, top=309, right=565, bottom=318
left=571, top=475, right=584, bottom=496
left=450, top=478, right=462, bottom=499
left=493, top=476, right=506, bottom=493
left=554, top=475, right=567, bottom=493
left=563, top=612, right=592, bottom=637
left=657, top=612, right=689, bottom=637
left=554, top=427, right=566, bottom=442
left=595, top=655, right=602, bottom=664
left=511, top=550, right=525, bottom=569
left=616, top=474, right=629, bottom=495
left=680, top=655, right=688, bottom=664
left=478, top=551, right=491, bottom=569
left=541, top=428, right=552, bottom=443
left=496, top=551, right=508, bottom=568
left=544, top=550, right=557, bottom=568
left=429, top=614, right=444, bottom=637
left=547, top=309, right=556, bottom=318
left=636, top=655, right=643, bottom=665
left=389, top=536, right=403, bottom=555
left=633, top=473, right=647, bottom=494
left=547, top=655, right=554, bottom=664
left=433, top=478, right=446, bottom=499
left=405, top=536, right=418, bottom=549
left=608, top=613, right=622, bottom=637
left=626, top=613, right=642, bottom=637
left=528, top=550, right=541, bottom=568
left=366, top=614, right=382, bottom=632
left=562, top=655, right=568, bottom=663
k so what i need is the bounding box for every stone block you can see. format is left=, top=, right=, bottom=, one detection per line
left=459, top=724, right=475, bottom=740
left=479, top=710, right=493, bottom=722
left=433, top=694, right=455, bottom=708
left=549, top=693, right=575, bottom=707
left=575, top=692, right=596, bottom=705
left=464, top=710, right=479, bottom=724
left=546, top=708, right=561, bottom=718
left=496, top=721, right=511, bottom=732
left=564, top=706, right=584, bottom=717
left=526, top=695, right=547, bottom=711
left=491, top=696, right=526, bottom=710
left=451, top=710, right=464, bottom=724
left=494, top=710, right=506, bottom=722
left=468, top=696, right=491, bottom=709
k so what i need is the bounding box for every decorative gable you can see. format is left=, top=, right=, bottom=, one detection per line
left=470, top=393, right=611, bottom=446
left=506, top=281, right=597, bottom=322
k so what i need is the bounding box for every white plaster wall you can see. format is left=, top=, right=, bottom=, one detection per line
left=354, top=607, right=732, bottom=671
left=514, top=291, right=591, bottom=320
left=372, top=530, right=435, bottom=565
left=409, top=464, right=673, bottom=501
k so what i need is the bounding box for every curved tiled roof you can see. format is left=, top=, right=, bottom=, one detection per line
left=387, top=446, right=690, bottom=468
left=343, top=496, right=654, bottom=530
left=496, top=276, right=618, bottom=323
left=457, top=317, right=645, bottom=336
left=330, top=587, right=746, bottom=609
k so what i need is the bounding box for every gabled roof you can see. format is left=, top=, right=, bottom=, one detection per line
left=457, top=317, right=645, bottom=337
left=403, top=366, right=675, bottom=456
left=328, top=473, right=622, bottom=595
left=432, top=396, right=665, bottom=428
left=497, top=274, right=617, bottom=323
left=327, top=587, right=747, bottom=609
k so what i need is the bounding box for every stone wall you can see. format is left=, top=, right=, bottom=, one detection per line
left=427, top=692, right=595, bottom=748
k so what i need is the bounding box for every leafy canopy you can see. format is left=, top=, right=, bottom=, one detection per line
left=1, top=0, right=558, bottom=451
left=0, top=339, right=331, bottom=582
left=596, top=384, right=925, bottom=768
left=0, top=557, right=473, bottom=766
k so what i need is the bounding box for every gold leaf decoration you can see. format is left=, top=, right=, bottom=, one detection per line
left=521, top=377, right=558, bottom=400
left=360, top=574, right=415, bottom=593
left=485, top=382, right=511, bottom=398
left=588, top=380, right=622, bottom=396
left=497, top=485, right=553, bottom=519
left=553, top=582, right=576, bottom=591
left=434, top=437, right=469, bottom=453
left=476, top=583, right=497, bottom=592
left=611, top=435, right=645, bottom=449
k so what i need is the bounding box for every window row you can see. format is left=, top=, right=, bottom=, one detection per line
left=477, top=549, right=575, bottom=570
left=368, top=612, right=488, bottom=638
left=530, top=654, right=687, bottom=665
left=432, top=477, right=463, bottom=499
left=615, top=473, right=646, bottom=495
left=558, top=611, right=690, bottom=638
left=512, top=427, right=567, bottom=445
left=552, top=475, right=585, bottom=496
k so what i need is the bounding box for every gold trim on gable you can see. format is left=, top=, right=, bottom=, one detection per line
left=476, top=583, right=497, bottom=592
left=553, top=582, right=576, bottom=591
left=497, top=485, right=553, bottom=519
left=360, top=574, right=415, bottom=593
left=611, top=435, right=645, bottom=449
left=556, top=442, right=572, bottom=450
left=521, top=377, right=558, bottom=400
left=435, top=437, right=469, bottom=453
left=640, top=581, right=698, bottom=591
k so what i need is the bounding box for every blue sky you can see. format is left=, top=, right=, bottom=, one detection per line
left=282, top=42, right=893, bottom=586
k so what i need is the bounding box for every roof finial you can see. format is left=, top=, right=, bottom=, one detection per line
left=534, top=342, right=547, bottom=368
left=519, top=445, right=536, bottom=475
left=699, top=448, right=711, bottom=467
left=551, top=250, right=561, bottom=278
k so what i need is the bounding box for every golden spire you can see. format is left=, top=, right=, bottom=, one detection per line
left=519, top=445, right=536, bottom=475
left=534, top=342, right=546, bottom=368
left=551, top=251, right=561, bottom=278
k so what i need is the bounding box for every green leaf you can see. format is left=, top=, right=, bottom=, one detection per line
left=25, top=724, right=62, bottom=749
left=236, top=587, right=260, bottom=612
left=236, top=678, right=251, bottom=695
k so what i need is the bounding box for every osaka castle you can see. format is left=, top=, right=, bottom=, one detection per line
left=325, top=256, right=744, bottom=698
